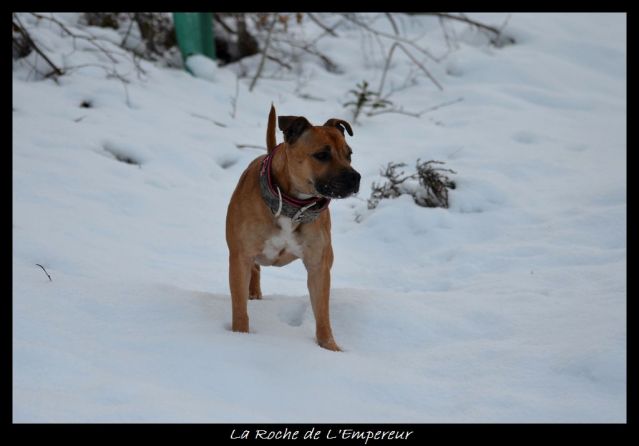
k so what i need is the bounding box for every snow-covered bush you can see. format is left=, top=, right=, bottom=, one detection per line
left=367, top=159, right=456, bottom=210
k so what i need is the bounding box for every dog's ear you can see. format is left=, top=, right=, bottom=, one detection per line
left=278, top=116, right=312, bottom=145
left=323, top=118, right=353, bottom=137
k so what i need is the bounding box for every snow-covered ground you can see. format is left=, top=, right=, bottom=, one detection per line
left=13, top=13, right=626, bottom=422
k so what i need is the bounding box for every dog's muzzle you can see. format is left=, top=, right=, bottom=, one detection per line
left=316, top=169, right=361, bottom=199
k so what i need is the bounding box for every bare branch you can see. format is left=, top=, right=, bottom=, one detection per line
left=395, top=43, right=442, bottom=91
left=272, top=36, right=340, bottom=73
left=427, top=13, right=514, bottom=45
left=308, top=18, right=345, bottom=46
left=384, top=13, right=399, bottom=36
left=265, top=54, right=292, bottom=70
left=377, top=42, right=399, bottom=96
left=120, top=13, right=136, bottom=47
left=296, top=93, right=326, bottom=102
left=31, top=13, right=119, bottom=64
left=438, top=15, right=453, bottom=50
left=249, top=13, right=277, bottom=92
left=189, top=113, right=227, bottom=127
left=498, top=13, right=512, bottom=36
left=419, top=97, right=464, bottom=113
left=340, top=13, right=441, bottom=62
left=230, top=74, right=240, bottom=118
left=213, top=13, right=237, bottom=34
left=427, top=13, right=502, bottom=37
left=378, top=42, right=443, bottom=94
left=30, top=12, right=149, bottom=77
left=366, top=106, right=422, bottom=118
left=307, top=13, right=339, bottom=37
left=13, top=14, right=64, bottom=77
left=35, top=264, right=52, bottom=281
left=235, top=143, right=265, bottom=150
left=366, top=98, right=463, bottom=119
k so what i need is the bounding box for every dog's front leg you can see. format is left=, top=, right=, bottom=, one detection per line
left=305, top=247, right=341, bottom=351
left=229, top=251, right=252, bottom=333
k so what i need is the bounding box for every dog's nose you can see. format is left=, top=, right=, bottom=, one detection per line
left=350, top=170, right=361, bottom=193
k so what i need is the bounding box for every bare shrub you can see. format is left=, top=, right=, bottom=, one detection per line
left=368, top=159, right=456, bottom=210
left=343, top=80, right=392, bottom=124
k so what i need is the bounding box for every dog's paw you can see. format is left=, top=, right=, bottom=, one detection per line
left=232, top=318, right=250, bottom=333
left=318, top=338, right=342, bottom=352
left=248, top=293, right=262, bottom=300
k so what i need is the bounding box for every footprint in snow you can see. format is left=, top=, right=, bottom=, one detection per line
left=278, top=301, right=308, bottom=327
left=102, top=141, right=143, bottom=167
left=512, top=130, right=541, bottom=144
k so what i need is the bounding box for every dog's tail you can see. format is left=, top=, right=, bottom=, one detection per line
left=266, top=103, right=277, bottom=154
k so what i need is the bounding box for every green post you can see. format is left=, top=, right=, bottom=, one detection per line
left=173, top=12, right=216, bottom=72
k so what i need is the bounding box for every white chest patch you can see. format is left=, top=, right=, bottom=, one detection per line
left=262, top=217, right=304, bottom=260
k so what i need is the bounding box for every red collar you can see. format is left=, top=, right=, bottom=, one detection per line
left=259, top=144, right=330, bottom=222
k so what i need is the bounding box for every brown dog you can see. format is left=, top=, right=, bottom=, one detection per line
left=225, top=105, right=360, bottom=351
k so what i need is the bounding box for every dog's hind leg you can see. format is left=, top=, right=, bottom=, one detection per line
left=249, top=263, right=262, bottom=300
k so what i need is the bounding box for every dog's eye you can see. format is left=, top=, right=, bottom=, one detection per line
left=313, top=151, right=331, bottom=162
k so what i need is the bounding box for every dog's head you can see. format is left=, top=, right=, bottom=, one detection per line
left=278, top=115, right=361, bottom=199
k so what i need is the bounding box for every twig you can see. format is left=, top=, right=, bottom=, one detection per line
left=438, top=15, right=453, bottom=50
left=379, top=64, right=420, bottom=99
left=308, top=18, right=345, bottom=46
left=213, top=13, right=237, bottom=34
left=340, top=13, right=441, bottom=62
left=419, top=97, right=464, bottom=113
left=266, top=54, right=292, bottom=70
left=427, top=13, right=513, bottom=44
left=249, top=13, right=277, bottom=92
left=230, top=74, right=240, bottom=119
left=307, top=13, right=339, bottom=37
left=235, top=143, right=265, bottom=150
left=366, top=106, right=422, bottom=118
left=272, top=37, right=340, bottom=73
left=366, top=98, right=463, bottom=118
left=397, top=43, right=442, bottom=91
left=35, top=264, right=52, bottom=281
left=497, top=13, right=512, bottom=37
left=377, top=42, right=442, bottom=94
left=427, top=13, right=502, bottom=36
left=120, top=13, right=135, bottom=47
left=189, top=113, right=227, bottom=127
left=377, top=42, right=399, bottom=96
left=296, top=93, right=326, bottom=102
left=384, top=13, right=399, bottom=35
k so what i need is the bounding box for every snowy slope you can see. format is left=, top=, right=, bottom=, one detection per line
left=13, top=13, right=626, bottom=422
